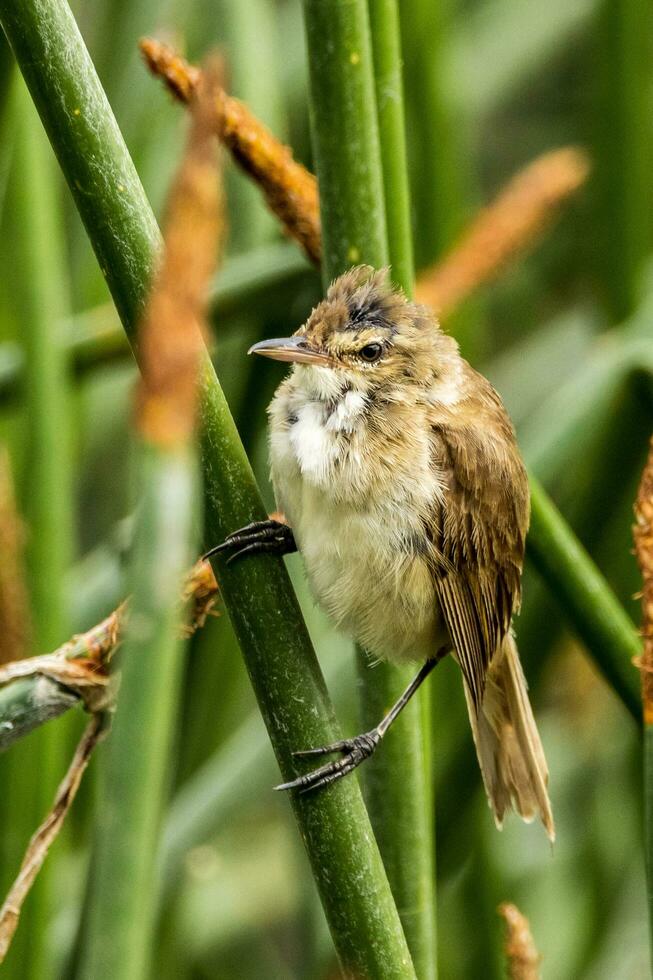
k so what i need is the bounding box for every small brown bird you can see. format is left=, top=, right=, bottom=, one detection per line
left=207, top=266, right=554, bottom=840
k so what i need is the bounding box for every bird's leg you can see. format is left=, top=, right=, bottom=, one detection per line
left=276, top=654, right=443, bottom=794
left=203, top=519, right=297, bottom=565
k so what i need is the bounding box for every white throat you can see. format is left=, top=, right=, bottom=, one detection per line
left=283, top=366, right=369, bottom=486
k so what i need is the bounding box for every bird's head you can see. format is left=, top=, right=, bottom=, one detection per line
left=249, top=265, right=457, bottom=399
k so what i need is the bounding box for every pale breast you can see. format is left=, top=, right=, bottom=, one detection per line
left=268, top=379, right=448, bottom=663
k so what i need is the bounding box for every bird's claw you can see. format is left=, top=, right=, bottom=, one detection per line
left=275, top=730, right=381, bottom=794
left=203, top=519, right=297, bottom=565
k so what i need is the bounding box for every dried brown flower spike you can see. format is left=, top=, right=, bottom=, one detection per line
left=140, top=38, right=321, bottom=265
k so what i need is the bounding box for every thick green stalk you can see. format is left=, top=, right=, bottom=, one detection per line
left=367, top=0, right=414, bottom=294
left=215, top=0, right=284, bottom=250
left=399, top=0, right=465, bottom=267
left=303, top=2, right=436, bottom=975
left=593, top=0, right=652, bottom=321
left=81, top=446, right=196, bottom=980
left=400, top=0, right=484, bottom=358
left=0, top=1, right=414, bottom=975
left=527, top=477, right=640, bottom=719
left=303, top=0, right=388, bottom=274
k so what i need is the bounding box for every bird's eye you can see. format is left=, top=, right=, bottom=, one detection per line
left=358, top=342, right=383, bottom=363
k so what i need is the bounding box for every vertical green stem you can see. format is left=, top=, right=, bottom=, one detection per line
left=367, top=0, right=414, bottom=294
left=399, top=0, right=464, bottom=267
left=214, top=0, right=284, bottom=250
left=593, top=0, right=653, bottom=321
left=355, top=656, right=437, bottom=978
left=16, top=86, right=73, bottom=655
left=303, top=0, right=388, bottom=274
left=6, top=80, right=74, bottom=980
left=303, top=2, right=436, bottom=974
left=81, top=445, right=197, bottom=980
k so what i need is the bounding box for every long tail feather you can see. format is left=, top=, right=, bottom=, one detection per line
left=462, top=633, right=554, bottom=841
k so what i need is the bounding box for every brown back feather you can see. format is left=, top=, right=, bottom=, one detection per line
left=427, top=364, right=529, bottom=710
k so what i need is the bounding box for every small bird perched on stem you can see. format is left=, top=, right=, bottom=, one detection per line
left=207, top=266, right=554, bottom=840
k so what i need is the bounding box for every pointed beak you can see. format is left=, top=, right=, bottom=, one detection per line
left=248, top=335, right=332, bottom=366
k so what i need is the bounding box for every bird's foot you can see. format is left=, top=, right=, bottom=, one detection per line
left=203, top=519, right=296, bottom=565
left=275, top=730, right=382, bottom=794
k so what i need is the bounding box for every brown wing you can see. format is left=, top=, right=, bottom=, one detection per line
left=428, top=379, right=529, bottom=712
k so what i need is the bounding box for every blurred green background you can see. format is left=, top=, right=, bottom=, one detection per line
left=0, top=0, right=652, bottom=977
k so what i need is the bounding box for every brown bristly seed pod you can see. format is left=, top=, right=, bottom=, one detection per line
left=634, top=435, right=653, bottom=723
left=136, top=54, right=223, bottom=447
left=139, top=37, right=321, bottom=266
left=415, top=147, right=591, bottom=316
left=498, top=902, right=540, bottom=980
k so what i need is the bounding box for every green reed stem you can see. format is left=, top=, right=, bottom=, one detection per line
left=303, top=0, right=387, bottom=273
left=528, top=476, right=640, bottom=719
left=4, top=81, right=75, bottom=980
left=15, top=87, right=73, bottom=656
left=215, top=0, right=284, bottom=250
left=81, top=446, right=196, bottom=980
left=0, top=1, right=414, bottom=974
left=368, top=0, right=414, bottom=294
left=593, top=0, right=653, bottom=321
left=303, top=1, right=436, bottom=974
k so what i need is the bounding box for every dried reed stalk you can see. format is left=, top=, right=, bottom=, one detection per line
left=415, top=148, right=591, bottom=316
left=140, top=38, right=321, bottom=266
left=0, top=715, right=105, bottom=961
left=634, top=436, right=653, bottom=718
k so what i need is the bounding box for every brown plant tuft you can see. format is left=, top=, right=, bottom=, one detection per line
left=0, top=449, right=31, bottom=665
left=0, top=556, right=219, bottom=961
left=140, top=38, right=321, bottom=265
left=415, top=148, right=591, bottom=316
left=136, top=56, right=223, bottom=446
left=498, top=902, right=540, bottom=980
left=634, top=436, right=653, bottom=723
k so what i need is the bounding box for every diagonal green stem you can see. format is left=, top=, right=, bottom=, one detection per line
left=527, top=477, right=640, bottom=719
left=0, top=0, right=414, bottom=975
